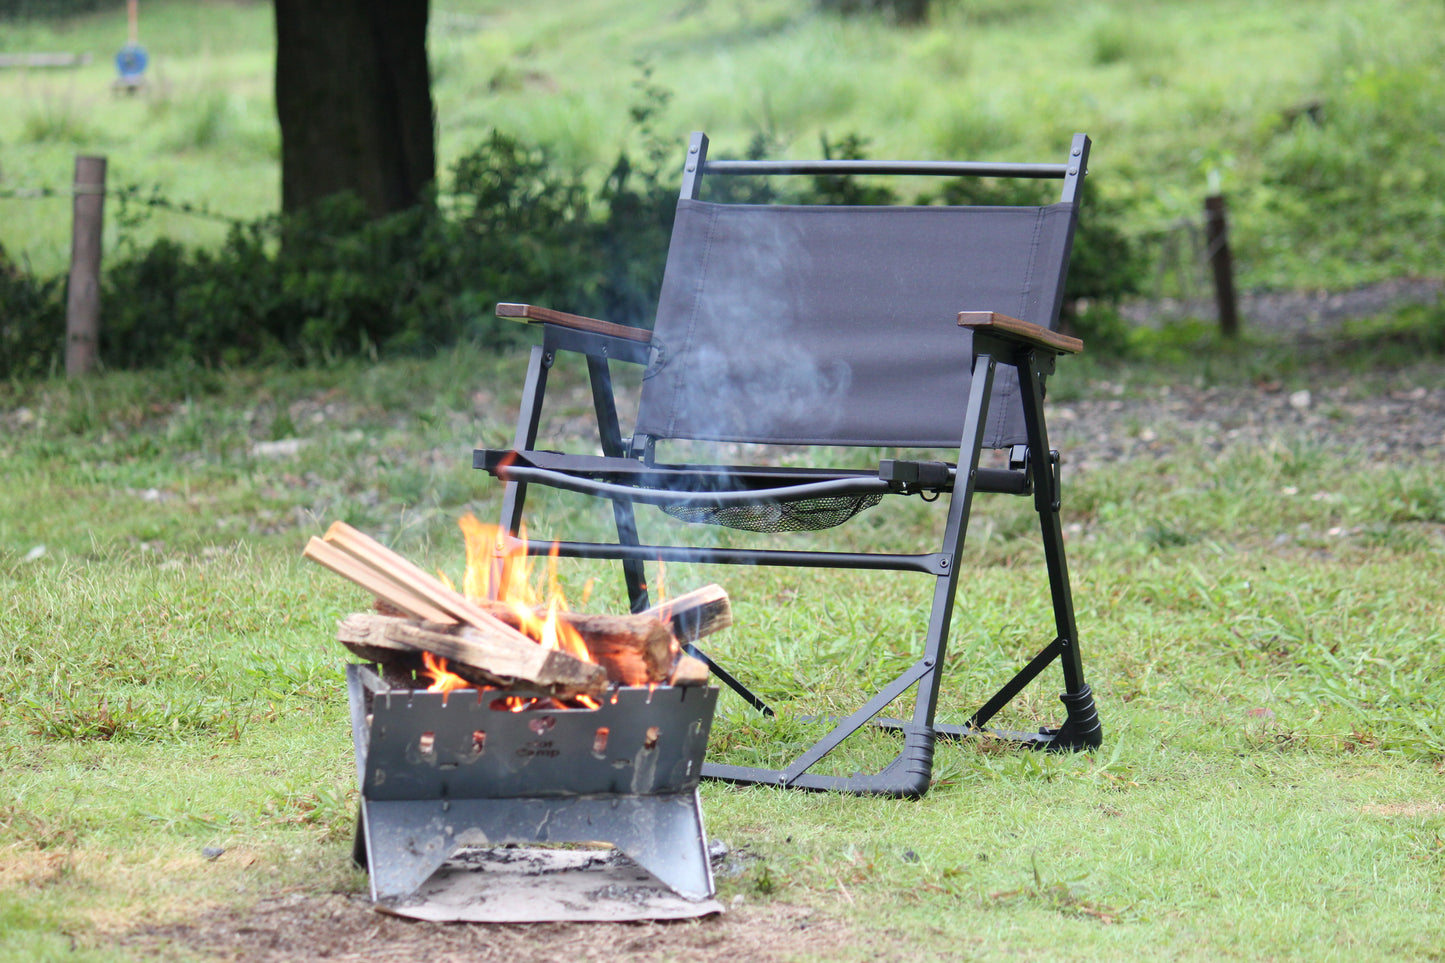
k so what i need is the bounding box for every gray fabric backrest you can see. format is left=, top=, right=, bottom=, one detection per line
left=636, top=198, right=1077, bottom=450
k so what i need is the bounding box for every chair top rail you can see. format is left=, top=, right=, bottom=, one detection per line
left=681, top=131, right=1089, bottom=204
left=700, top=159, right=1070, bottom=179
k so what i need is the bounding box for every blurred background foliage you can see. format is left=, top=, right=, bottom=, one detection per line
left=1, top=0, right=1441, bottom=376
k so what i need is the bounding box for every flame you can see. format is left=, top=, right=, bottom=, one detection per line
left=422, top=650, right=471, bottom=699
left=451, top=513, right=605, bottom=710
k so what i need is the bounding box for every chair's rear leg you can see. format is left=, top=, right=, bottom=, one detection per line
left=496, top=346, right=552, bottom=576
left=585, top=355, right=651, bottom=610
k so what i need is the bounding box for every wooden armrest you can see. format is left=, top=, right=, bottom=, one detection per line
left=957, top=311, right=1083, bottom=355
left=496, top=303, right=653, bottom=344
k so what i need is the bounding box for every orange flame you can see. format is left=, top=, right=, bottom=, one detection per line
left=422, top=650, right=471, bottom=698
left=452, top=513, right=605, bottom=710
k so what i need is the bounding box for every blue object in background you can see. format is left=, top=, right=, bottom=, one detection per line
left=115, top=43, right=148, bottom=82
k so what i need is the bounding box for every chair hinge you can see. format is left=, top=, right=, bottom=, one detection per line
left=1047, top=450, right=1062, bottom=512
left=1023, top=447, right=1062, bottom=512
left=878, top=459, right=952, bottom=493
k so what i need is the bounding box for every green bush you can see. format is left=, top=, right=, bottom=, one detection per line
left=89, top=132, right=664, bottom=371
left=0, top=246, right=64, bottom=379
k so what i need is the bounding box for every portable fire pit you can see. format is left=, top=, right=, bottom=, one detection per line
left=303, top=521, right=729, bottom=913
left=346, top=664, right=719, bottom=905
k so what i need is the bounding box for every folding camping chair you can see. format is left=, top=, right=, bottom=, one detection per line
left=474, top=131, right=1102, bottom=797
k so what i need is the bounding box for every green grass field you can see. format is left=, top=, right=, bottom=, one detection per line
left=3, top=0, right=1444, bottom=291
left=1, top=335, right=1442, bottom=960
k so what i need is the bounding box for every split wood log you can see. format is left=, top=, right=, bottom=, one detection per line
left=466, top=583, right=730, bottom=647
left=468, top=602, right=676, bottom=686
left=668, top=654, right=711, bottom=686
left=643, top=584, right=732, bottom=642
left=335, top=610, right=415, bottom=662
left=465, top=583, right=730, bottom=685
left=573, top=613, right=674, bottom=686
left=337, top=613, right=607, bottom=695
left=304, top=538, right=454, bottom=623
left=318, top=521, right=529, bottom=642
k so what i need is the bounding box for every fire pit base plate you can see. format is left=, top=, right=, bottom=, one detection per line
left=374, top=847, right=724, bottom=923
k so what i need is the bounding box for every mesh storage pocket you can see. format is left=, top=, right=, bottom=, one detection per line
left=658, top=493, right=883, bottom=533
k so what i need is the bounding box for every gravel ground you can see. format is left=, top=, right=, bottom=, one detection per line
left=1076, top=278, right=1445, bottom=466
left=1052, top=376, right=1445, bottom=472
left=1120, top=277, right=1444, bottom=338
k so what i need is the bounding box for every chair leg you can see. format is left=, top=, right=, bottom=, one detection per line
left=585, top=354, right=651, bottom=610
left=699, top=353, right=1003, bottom=797
left=1017, top=350, right=1101, bottom=749
left=497, top=345, right=551, bottom=540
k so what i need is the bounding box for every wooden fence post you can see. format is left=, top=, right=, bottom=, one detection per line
left=1203, top=193, right=1239, bottom=339
left=65, top=154, right=107, bottom=378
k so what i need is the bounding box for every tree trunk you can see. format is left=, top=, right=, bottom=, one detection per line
left=274, top=0, right=435, bottom=218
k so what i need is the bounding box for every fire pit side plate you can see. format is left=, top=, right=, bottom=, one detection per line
left=345, top=666, right=720, bottom=904
left=359, top=791, right=715, bottom=902
left=361, top=682, right=717, bottom=800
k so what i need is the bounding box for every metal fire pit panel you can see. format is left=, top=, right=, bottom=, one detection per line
left=361, top=682, right=717, bottom=801
left=359, top=792, right=712, bottom=901
left=346, top=665, right=720, bottom=904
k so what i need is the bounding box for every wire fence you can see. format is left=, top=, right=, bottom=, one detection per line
left=4, top=182, right=1225, bottom=292
left=0, top=181, right=246, bottom=224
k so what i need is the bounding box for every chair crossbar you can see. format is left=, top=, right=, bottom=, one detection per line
left=701, top=160, right=1070, bottom=179
left=475, top=449, right=1032, bottom=497
left=495, top=464, right=891, bottom=509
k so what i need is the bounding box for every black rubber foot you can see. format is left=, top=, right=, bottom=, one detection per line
left=1038, top=684, right=1103, bottom=750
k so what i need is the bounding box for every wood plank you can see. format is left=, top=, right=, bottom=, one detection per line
left=958, top=311, right=1084, bottom=355
left=336, top=612, right=414, bottom=653
left=496, top=302, right=653, bottom=343
left=320, top=522, right=531, bottom=642
left=394, top=620, right=607, bottom=695
left=336, top=613, right=607, bottom=694
left=303, top=538, right=455, bottom=623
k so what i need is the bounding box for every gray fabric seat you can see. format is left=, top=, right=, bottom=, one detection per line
left=640, top=199, right=1075, bottom=449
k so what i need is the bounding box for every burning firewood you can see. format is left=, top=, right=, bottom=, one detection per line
left=643, top=584, right=733, bottom=641
left=304, top=521, right=728, bottom=692
left=336, top=613, right=607, bottom=695
left=467, top=583, right=730, bottom=685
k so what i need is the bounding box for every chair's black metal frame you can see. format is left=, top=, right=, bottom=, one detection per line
left=475, top=132, right=1102, bottom=797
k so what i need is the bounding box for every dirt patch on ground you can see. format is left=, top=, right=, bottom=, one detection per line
left=1052, top=376, right=1445, bottom=470
left=1360, top=802, right=1445, bottom=818
left=1121, top=277, right=1444, bottom=336
left=121, top=893, right=852, bottom=963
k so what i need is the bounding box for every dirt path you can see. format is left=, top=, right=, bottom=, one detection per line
left=123, top=892, right=856, bottom=963
left=1051, top=374, right=1445, bottom=472
left=1120, top=277, right=1443, bottom=338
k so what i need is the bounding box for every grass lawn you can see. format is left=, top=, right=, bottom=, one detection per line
left=1, top=334, right=1442, bottom=960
